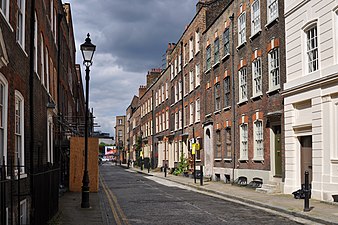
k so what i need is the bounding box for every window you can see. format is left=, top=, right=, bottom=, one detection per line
left=223, top=29, right=230, bottom=56
left=20, top=199, right=27, bottom=225
left=50, top=0, right=53, bottom=31
left=118, top=119, right=122, bottom=125
left=178, top=54, right=182, bottom=72
left=189, top=37, right=194, bottom=60
left=179, top=109, right=182, bottom=129
left=159, top=114, right=162, bottom=131
left=252, top=58, right=262, bottom=96
left=239, top=68, right=247, bottom=101
left=0, top=75, right=8, bottom=172
left=0, top=0, right=9, bottom=20
left=215, top=83, right=221, bottom=111
left=189, top=70, right=194, bottom=92
left=224, top=77, right=230, bottom=107
left=161, top=85, right=164, bottom=102
left=16, top=0, right=26, bottom=48
left=166, top=110, right=169, bottom=129
left=195, top=64, right=200, bottom=87
left=195, top=30, right=200, bottom=54
left=251, top=0, right=261, bottom=35
left=45, top=47, right=50, bottom=92
left=165, top=82, right=168, bottom=99
left=268, top=48, right=280, bottom=90
left=215, top=130, right=222, bottom=159
left=175, top=83, right=178, bottom=102
left=184, top=105, right=188, bottom=127
left=179, top=80, right=182, bottom=100
left=41, top=34, right=45, bottom=85
left=47, top=113, right=54, bottom=163
left=206, top=45, right=211, bottom=71
left=118, top=130, right=122, bottom=139
left=238, top=12, right=246, bottom=46
left=306, top=26, right=318, bottom=73
left=174, top=58, right=177, bottom=77
left=183, top=75, right=187, bottom=95
left=254, top=120, right=263, bottom=160
left=155, top=91, right=158, bottom=106
left=196, top=138, right=202, bottom=160
left=34, top=12, right=38, bottom=75
left=162, top=113, right=165, bottom=130
left=175, top=112, right=179, bottom=130
left=189, top=103, right=194, bottom=125
left=195, top=98, right=200, bottom=122
left=240, top=124, right=248, bottom=160
left=170, top=64, right=174, bottom=80
left=267, top=0, right=278, bottom=23
left=183, top=44, right=187, bottom=65
left=225, top=128, right=232, bottom=159
left=214, top=38, right=220, bottom=64
left=15, top=91, right=25, bottom=174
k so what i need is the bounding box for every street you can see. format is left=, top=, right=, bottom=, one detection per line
left=99, top=164, right=303, bottom=225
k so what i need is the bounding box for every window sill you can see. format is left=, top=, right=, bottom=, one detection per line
left=214, top=110, right=221, bottom=115
left=331, top=159, right=338, bottom=164
left=223, top=106, right=231, bottom=111
left=189, top=57, right=193, bottom=63
left=224, top=158, right=232, bottom=162
left=16, top=41, right=28, bottom=57
left=195, top=50, right=200, bottom=56
left=214, top=158, right=222, bottom=162
left=184, top=63, right=188, bottom=68
left=194, top=120, right=200, bottom=124
left=238, top=159, right=249, bottom=163
left=249, top=30, right=262, bottom=41
left=205, top=68, right=211, bottom=74
left=0, top=12, right=14, bottom=32
left=205, top=113, right=212, bottom=118
left=195, top=84, right=200, bottom=89
left=250, top=94, right=262, bottom=101
left=237, top=99, right=248, bottom=106
left=236, top=41, right=247, bottom=51
left=221, top=53, right=230, bottom=62
left=212, top=61, right=220, bottom=68
left=265, top=17, right=279, bottom=29
left=252, top=159, right=264, bottom=163
left=267, top=87, right=280, bottom=96
left=196, top=159, right=201, bottom=162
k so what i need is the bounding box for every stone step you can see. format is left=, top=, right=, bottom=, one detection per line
left=256, top=183, right=280, bottom=194
left=256, top=187, right=277, bottom=194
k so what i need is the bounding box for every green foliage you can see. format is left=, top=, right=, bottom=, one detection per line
left=173, top=152, right=189, bottom=175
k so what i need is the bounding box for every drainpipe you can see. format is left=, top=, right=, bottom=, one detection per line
left=229, top=13, right=236, bottom=184
left=29, top=0, right=36, bottom=224
left=151, top=89, right=155, bottom=168
left=180, top=42, right=184, bottom=158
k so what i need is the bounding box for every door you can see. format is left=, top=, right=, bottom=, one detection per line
left=274, top=126, right=282, bottom=176
left=300, top=136, right=312, bottom=184
left=203, top=126, right=213, bottom=176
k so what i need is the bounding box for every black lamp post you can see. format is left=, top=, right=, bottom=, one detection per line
left=80, top=33, right=96, bottom=208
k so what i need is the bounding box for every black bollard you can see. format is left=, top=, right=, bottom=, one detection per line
left=200, top=165, right=203, bottom=186
left=148, top=162, right=150, bottom=173
left=304, top=171, right=310, bottom=212
left=164, top=164, right=167, bottom=177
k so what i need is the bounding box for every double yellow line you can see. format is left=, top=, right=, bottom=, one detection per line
left=100, top=175, right=130, bottom=225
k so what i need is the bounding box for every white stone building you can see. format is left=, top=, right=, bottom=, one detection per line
left=283, top=0, right=338, bottom=201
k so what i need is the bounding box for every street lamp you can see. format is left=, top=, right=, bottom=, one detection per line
left=80, top=33, right=96, bottom=208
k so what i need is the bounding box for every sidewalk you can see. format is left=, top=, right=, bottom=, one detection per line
left=126, top=165, right=338, bottom=225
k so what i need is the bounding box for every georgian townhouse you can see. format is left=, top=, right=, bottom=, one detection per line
left=126, top=95, right=139, bottom=162
left=138, top=69, right=161, bottom=167
left=283, top=0, right=338, bottom=202
left=0, top=0, right=82, bottom=224
left=152, top=66, right=171, bottom=169
left=202, top=0, right=286, bottom=189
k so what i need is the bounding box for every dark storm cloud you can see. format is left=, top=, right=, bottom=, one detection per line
left=67, top=0, right=197, bottom=136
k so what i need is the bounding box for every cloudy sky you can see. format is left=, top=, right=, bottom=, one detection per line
left=66, top=0, right=198, bottom=137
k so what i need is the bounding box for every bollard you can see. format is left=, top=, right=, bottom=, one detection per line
left=164, top=164, right=167, bottom=177
left=200, top=165, right=203, bottom=186
left=127, top=160, right=130, bottom=168
left=304, top=171, right=310, bottom=212
left=148, top=162, right=150, bottom=173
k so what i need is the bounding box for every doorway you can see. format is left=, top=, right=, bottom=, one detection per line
left=273, top=125, right=282, bottom=177
left=300, top=136, right=312, bottom=184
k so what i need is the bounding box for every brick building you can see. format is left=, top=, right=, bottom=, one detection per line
left=0, top=0, right=84, bottom=224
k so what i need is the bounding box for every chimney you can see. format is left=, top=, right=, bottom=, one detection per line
left=146, top=68, right=161, bottom=87
left=138, top=85, right=147, bottom=98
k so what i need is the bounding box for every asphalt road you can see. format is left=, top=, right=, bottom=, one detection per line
left=99, top=164, right=303, bottom=225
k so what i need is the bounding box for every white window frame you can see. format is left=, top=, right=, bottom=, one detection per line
left=0, top=0, right=9, bottom=20
left=15, top=91, right=25, bottom=175
left=224, top=77, right=230, bottom=108
left=166, top=110, right=169, bottom=129
left=165, top=82, right=168, bottom=99
left=214, top=38, right=220, bottom=64
left=178, top=54, right=182, bottom=73
left=34, top=12, right=38, bottom=76
left=179, top=80, right=182, bottom=100
left=268, top=48, right=280, bottom=91
left=238, top=12, right=246, bottom=46
left=47, top=112, right=54, bottom=163
left=195, top=98, right=200, bottom=122
left=50, top=0, right=54, bottom=31
left=16, top=0, right=26, bottom=49
left=189, top=70, right=194, bottom=92
left=223, top=29, right=230, bottom=57
left=179, top=109, right=182, bottom=129
left=20, top=199, right=27, bottom=225
left=267, top=0, right=278, bottom=24
left=45, top=47, right=50, bottom=92
left=0, top=74, right=8, bottom=173
left=189, top=103, right=194, bottom=125
left=195, top=64, right=200, bottom=87
left=170, top=64, right=174, bottom=80
left=239, top=68, right=247, bottom=102
left=206, top=45, right=211, bottom=71
left=254, top=120, right=264, bottom=160
left=306, top=25, right=318, bottom=73
left=41, top=34, right=45, bottom=86
left=195, top=30, right=200, bottom=54
left=189, top=37, right=194, bottom=60
left=251, top=0, right=261, bottom=36
left=239, top=123, right=248, bottom=160
left=252, top=58, right=262, bottom=97
left=215, top=83, right=221, bottom=111
left=174, top=58, right=178, bottom=77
